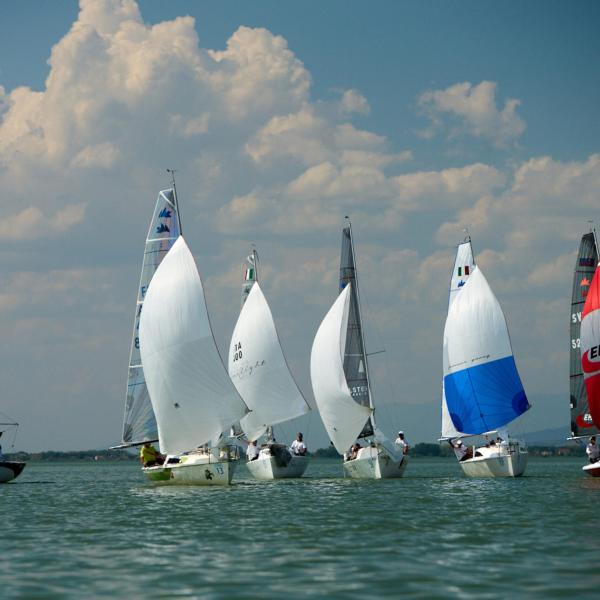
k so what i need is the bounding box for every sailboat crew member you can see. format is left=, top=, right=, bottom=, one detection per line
left=290, top=432, right=307, bottom=456
left=586, top=436, right=600, bottom=464
left=246, top=440, right=259, bottom=461
left=449, top=439, right=470, bottom=462
left=394, top=431, right=409, bottom=455
left=140, top=442, right=164, bottom=467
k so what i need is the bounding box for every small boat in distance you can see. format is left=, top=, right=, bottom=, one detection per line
left=229, top=250, right=311, bottom=480
left=311, top=219, right=407, bottom=479
left=139, top=236, right=249, bottom=485
left=441, top=235, right=530, bottom=477
left=579, top=228, right=600, bottom=476
left=0, top=417, right=26, bottom=483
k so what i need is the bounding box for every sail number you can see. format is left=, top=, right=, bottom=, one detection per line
left=233, top=342, right=243, bottom=362
left=351, top=385, right=368, bottom=397
left=572, top=338, right=581, bottom=349
left=572, top=312, right=582, bottom=323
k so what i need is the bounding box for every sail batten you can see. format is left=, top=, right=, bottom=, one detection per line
left=139, top=236, right=248, bottom=456
left=121, top=188, right=180, bottom=445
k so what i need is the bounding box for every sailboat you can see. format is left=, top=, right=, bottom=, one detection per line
left=0, top=417, right=25, bottom=483
left=228, top=250, right=311, bottom=480
left=138, top=235, right=249, bottom=485
left=580, top=229, right=600, bottom=476
left=311, top=220, right=407, bottom=479
left=441, top=236, right=530, bottom=477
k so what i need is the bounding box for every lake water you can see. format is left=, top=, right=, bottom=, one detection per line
left=1, top=457, right=599, bottom=599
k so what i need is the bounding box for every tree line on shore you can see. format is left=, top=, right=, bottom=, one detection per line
left=3, top=442, right=585, bottom=462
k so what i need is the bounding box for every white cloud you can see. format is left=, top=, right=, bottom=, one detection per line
left=339, top=89, right=370, bottom=116
left=0, top=205, right=86, bottom=240
left=418, top=81, right=526, bottom=148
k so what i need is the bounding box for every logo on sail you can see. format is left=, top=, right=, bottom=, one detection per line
left=580, top=257, right=595, bottom=267
left=159, top=208, right=172, bottom=218
left=581, top=277, right=591, bottom=297
left=156, top=223, right=170, bottom=234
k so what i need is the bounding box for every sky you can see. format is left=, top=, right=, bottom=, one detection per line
left=0, top=0, right=599, bottom=452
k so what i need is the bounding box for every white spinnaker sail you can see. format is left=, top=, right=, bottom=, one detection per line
left=441, top=240, right=475, bottom=439
left=443, top=266, right=528, bottom=435
left=139, top=236, right=248, bottom=456
left=229, top=283, right=310, bottom=441
left=311, top=284, right=372, bottom=454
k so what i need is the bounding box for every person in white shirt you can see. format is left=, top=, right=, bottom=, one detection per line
left=586, top=436, right=600, bottom=463
left=246, top=440, right=260, bottom=461
left=449, top=439, right=470, bottom=462
left=290, top=432, right=307, bottom=456
left=394, top=431, right=409, bottom=455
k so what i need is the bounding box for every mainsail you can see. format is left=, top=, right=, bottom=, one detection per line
left=311, top=284, right=373, bottom=453
left=443, top=266, right=530, bottom=435
left=122, top=188, right=181, bottom=445
left=581, top=236, right=600, bottom=427
left=340, top=225, right=374, bottom=438
left=441, top=240, right=476, bottom=439
left=229, top=281, right=310, bottom=441
left=570, top=232, right=599, bottom=436
left=139, top=236, right=248, bottom=456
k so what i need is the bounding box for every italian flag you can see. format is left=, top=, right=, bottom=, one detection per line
left=457, top=265, right=470, bottom=276
left=245, top=267, right=255, bottom=281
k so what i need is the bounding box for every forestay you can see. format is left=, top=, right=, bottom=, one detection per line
left=122, top=188, right=180, bottom=445
left=581, top=250, right=600, bottom=427
left=443, top=267, right=529, bottom=435
left=139, top=236, right=248, bottom=456
left=441, top=240, right=476, bottom=439
left=570, top=233, right=599, bottom=437
left=311, top=284, right=372, bottom=454
left=229, top=283, right=310, bottom=441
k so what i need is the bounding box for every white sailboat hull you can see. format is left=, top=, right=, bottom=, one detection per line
left=458, top=444, right=527, bottom=478
left=582, top=462, right=600, bottom=477
left=343, top=445, right=408, bottom=479
left=143, top=451, right=238, bottom=486
left=0, top=461, right=26, bottom=483
left=246, top=454, right=309, bottom=480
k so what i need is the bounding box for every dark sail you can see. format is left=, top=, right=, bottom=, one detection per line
left=340, top=226, right=374, bottom=439
left=570, top=232, right=599, bottom=437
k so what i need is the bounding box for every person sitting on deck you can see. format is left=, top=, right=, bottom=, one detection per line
left=290, top=432, right=307, bottom=456
left=449, top=439, right=472, bottom=462
left=586, top=436, right=600, bottom=464
left=246, top=440, right=260, bottom=461
left=140, top=442, right=164, bottom=468
left=347, top=443, right=361, bottom=461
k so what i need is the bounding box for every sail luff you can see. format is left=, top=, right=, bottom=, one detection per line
left=121, top=188, right=180, bottom=445
left=570, top=232, right=599, bottom=436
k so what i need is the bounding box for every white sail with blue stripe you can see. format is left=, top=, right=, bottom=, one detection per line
left=442, top=266, right=530, bottom=436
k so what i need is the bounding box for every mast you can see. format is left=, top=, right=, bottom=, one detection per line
left=241, top=247, right=259, bottom=308
left=167, top=168, right=182, bottom=234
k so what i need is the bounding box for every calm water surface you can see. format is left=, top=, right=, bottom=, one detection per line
left=1, top=457, right=600, bottom=599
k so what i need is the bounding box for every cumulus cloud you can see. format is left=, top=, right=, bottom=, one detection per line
left=418, top=81, right=526, bottom=148
left=0, top=205, right=86, bottom=241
